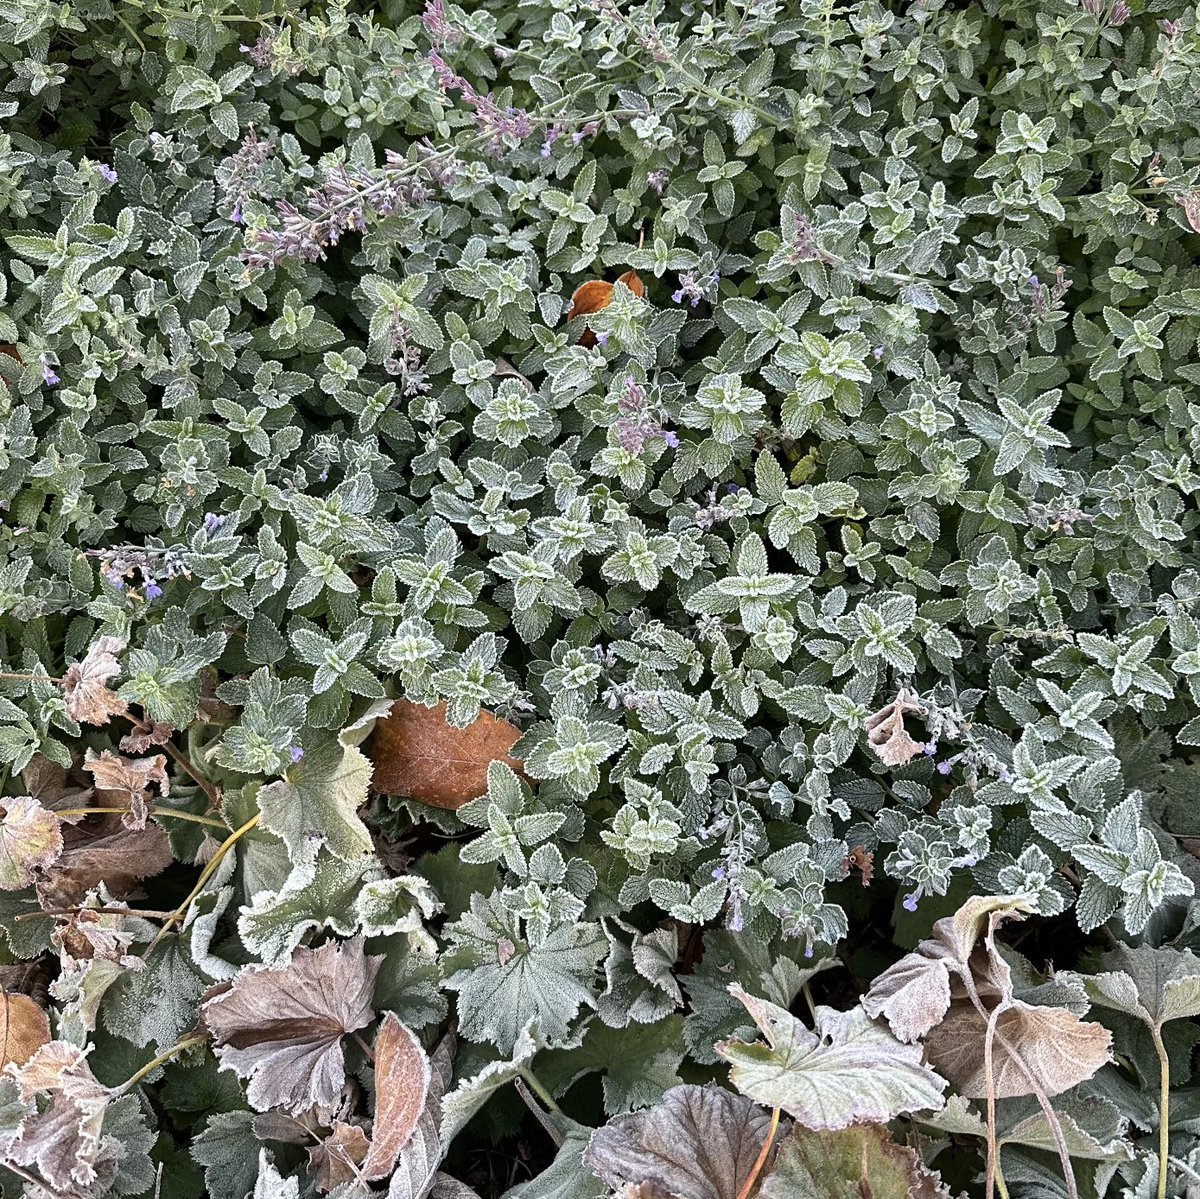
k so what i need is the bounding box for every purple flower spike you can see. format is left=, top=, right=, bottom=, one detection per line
left=203, top=512, right=227, bottom=534
left=902, top=892, right=919, bottom=912
left=727, top=912, right=744, bottom=933
left=105, top=570, right=124, bottom=590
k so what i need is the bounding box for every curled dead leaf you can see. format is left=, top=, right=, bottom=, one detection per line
left=367, top=700, right=525, bottom=811
left=82, top=748, right=169, bottom=830
left=362, top=1013, right=432, bottom=1180
left=35, top=822, right=173, bottom=908
left=1, top=990, right=52, bottom=1070
left=61, top=636, right=130, bottom=727
left=863, top=687, right=926, bottom=767
left=566, top=270, right=644, bottom=347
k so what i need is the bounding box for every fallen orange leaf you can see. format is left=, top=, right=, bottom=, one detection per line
left=0, top=991, right=51, bottom=1071
left=367, top=700, right=525, bottom=810
left=566, top=270, right=644, bottom=347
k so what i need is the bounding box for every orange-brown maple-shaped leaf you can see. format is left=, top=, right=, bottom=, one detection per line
left=201, top=937, right=382, bottom=1115
left=362, top=1013, right=431, bottom=1180
left=367, top=700, right=524, bottom=810
left=0, top=797, right=64, bottom=891
left=566, top=270, right=644, bottom=347
left=1, top=990, right=51, bottom=1070
left=61, top=636, right=130, bottom=727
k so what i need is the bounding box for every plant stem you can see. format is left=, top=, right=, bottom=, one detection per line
left=0, top=671, right=60, bottom=683
left=517, top=1068, right=563, bottom=1116
left=54, top=805, right=228, bottom=829
left=1153, top=1027, right=1170, bottom=1199
left=735, top=1106, right=780, bottom=1199
left=121, top=711, right=221, bottom=807
left=14, top=905, right=178, bottom=923
left=117, top=1034, right=208, bottom=1092
left=141, top=812, right=261, bottom=959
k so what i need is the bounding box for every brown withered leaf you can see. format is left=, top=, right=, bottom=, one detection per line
left=362, top=1013, right=432, bottom=1180
left=863, top=687, right=926, bottom=767
left=202, top=937, right=382, bottom=1115
left=368, top=700, right=525, bottom=811
left=762, top=1123, right=951, bottom=1199
left=61, top=635, right=130, bottom=727
left=1, top=1041, right=111, bottom=1193
left=119, top=720, right=174, bottom=754
left=583, top=1084, right=775, bottom=1199
left=22, top=755, right=93, bottom=818
left=1, top=990, right=51, bottom=1070
left=35, top=823, right=173, bottom=908
left=566, top=270, right=645, bottom=347
left=0, top=797, right=64, bottom=890
left=82, top=748, right=170, bottom=830
left=309, top=1121, right=370, bottom=1192
left=924, top=1001, right=1112, bottom=1100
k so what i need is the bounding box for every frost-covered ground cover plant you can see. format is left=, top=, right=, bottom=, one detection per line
left=3, top=0, right=1200, bottom=1196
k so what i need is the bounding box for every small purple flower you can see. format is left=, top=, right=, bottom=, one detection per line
left=318, top=468, right=330, bottom=482
left=671, top=289, right=684, bottom=304
left=1028, top=274, right=1040, bottom=288
left=41, top=360, right=60, bottom=387
left=902, top=892, right=919, bottom=912
left=1109, top=0, right=1129, bottom=25
left=595, top=332, right=609, bottom=348
left=95, top=164, right=118, bottom=185
left=711, top=866, right=726, bottom=880
left=229, top=202, right=243, bottom=224
left=998, top=767, right=1014, bottom=784
left=540, top=141, right=553, bottom=158
left=872, top=345, right=885, bottom=361
left=727, top=911, right=745, bottom=933
left=144, top=581, right=163, bottom=600
left=288, top=746, right=304, bottom=763
left=1161, top=18, right=1181, bottom=35
left=936, top=761, right=953, bottom=775
left=202, top=512, right=226, bottom=534
left=105, top=569, right=124, bottom=590
left=646, top=170, right=669, bottom=194
left=662, top=430, right=681, bottom=449
left=923, top=740, right=938, bottom=755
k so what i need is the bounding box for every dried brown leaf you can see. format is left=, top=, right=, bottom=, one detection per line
left=119, top=720, right=174, bottom=754
left=0, top=990, right=51, bottom=1070
left=309, top=1121, right=370, bottom=1193
left=923, top=1000, right=1112, bottom=1099
left=566, top=271, right=645, bottom=347
left=202, top=937, right=382, bottom=1115
left=36, top=822, right=173, bottom=908
left=1, top=1041, right=111, bottom=1193
left=61, top=636, right=130, bottom=727
left=863, top=687, right=926, bottom=767
left=368, top=700, right=525, bottom=811
left=583, top=1084, right=774, bottom=1199
left=363, top=1013, right=432, bottom=1180
left=0, top=797, right=64, bottom=891
left=22, top=755, right=93, bottom=818
left=862, top=895, right=1035, bottom=1043
left=82, top=749, right=169, bottom=830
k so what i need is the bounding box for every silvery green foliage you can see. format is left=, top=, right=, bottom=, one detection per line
left=3, top=0, right=1200, bottom=1190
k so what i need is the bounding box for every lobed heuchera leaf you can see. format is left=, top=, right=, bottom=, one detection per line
left=761, top=1123, right=951, bottom=1199
left=362, top=1012, right=432, bottom=1180
left=715, top=987, right=946, bottom=1129
left=0, top=796, right=63, bottom=890
left=583, top=1083, right=774, bottom=1199
left=60, top=636, right=130, bottom=727
left=202, top=937, right=382, bottom=1115
left=1059, top=943, right=1200, bottom=1032
left=368, top=700, right=526, bottom=811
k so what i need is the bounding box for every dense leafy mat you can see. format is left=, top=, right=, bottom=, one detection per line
left=2, top=0, right=1200, bottom=1197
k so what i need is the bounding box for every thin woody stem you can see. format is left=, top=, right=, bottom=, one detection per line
left=116, top=1034, right=208, bottom=1093
left=121, top=711, right=221, bottom=807
left=55, top=805, right=228, bottom=828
